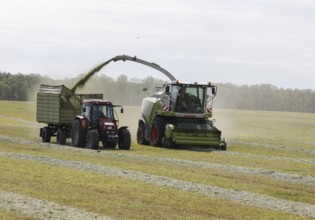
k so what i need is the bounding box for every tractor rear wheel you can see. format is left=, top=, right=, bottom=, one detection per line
left=150, top=117, right=166, bottom=147
left=41, top=126, right=51, bottom=143
left=137, top=123, right=149, bottom=145
left=86, top=129, right=99, bottom=149
left=56, top=128, right=67, bottom=145
left=118, top=128, right=131, bottom=150
left=71, top=119, right=86, bottom=148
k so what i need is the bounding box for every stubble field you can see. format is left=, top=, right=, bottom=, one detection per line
left=0, top=100, right=314, bottom=219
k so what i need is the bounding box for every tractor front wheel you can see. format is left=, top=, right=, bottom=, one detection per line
left=86, top=129, right=99, bottom=149
left=118, top=128, right=131, bottom=150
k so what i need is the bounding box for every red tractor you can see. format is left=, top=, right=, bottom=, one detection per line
left=71, top=99, right=131, bottom=150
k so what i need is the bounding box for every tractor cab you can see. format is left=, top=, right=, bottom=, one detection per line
left=81, top=99, right=123, bottom=139
left=82, top=100, right=115, bottom=123
left=162, top=81, right=217, bottom=115
left=71, top=99, right=130, bottom=150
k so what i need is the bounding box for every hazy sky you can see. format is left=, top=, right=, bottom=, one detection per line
left=1, top=0, right=314, bottom=89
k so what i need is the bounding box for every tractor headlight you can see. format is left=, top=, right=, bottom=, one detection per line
left=104, top=122, right=115, bottom=130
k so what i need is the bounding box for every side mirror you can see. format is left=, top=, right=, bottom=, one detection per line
left=83, top=107, right=86, bottom=112
left=212, top=87, right=216, bottom=95
left=165, top=85, right=170, bottom=94
left=121, top=108, right=124, bottom=114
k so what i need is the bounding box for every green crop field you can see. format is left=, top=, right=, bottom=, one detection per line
left=0, top=100, right=314, bottom=220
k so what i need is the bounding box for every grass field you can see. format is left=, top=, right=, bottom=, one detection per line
left=0, top=100, right=314, bottom=219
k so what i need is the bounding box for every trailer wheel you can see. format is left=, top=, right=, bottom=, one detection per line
left=71, top=119, right=86, bottom=148
left=56, top=128, right=67, bottom=145
left=150, top=117, right=166, bottom=147
left=41, top=127, right=51, bottom=143
left=137, top=123, right=149, bottom=145
left=118, top=128, right=131, bottom=150
left=86, top=129, right=99, bottom=149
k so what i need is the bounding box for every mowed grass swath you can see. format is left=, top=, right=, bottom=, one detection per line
left=0, top=100, right=315, bottom=219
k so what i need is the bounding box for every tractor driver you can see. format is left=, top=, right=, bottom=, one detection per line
left=92, top=105, right=105, bottom=121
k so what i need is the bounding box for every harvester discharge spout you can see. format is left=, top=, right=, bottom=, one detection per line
left=71, top=55, right=176, bottom=94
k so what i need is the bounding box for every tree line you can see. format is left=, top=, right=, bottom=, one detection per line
left=215, top=83, right=315, bottom=113
left=1, top=71, right=314, bottom=113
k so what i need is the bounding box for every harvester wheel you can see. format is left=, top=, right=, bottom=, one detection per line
left=150, top=117, right=166, bottom=147
left=71, top=119, right=86, bottom=148
left=56, top=128, right=67, bottom=145
left=162, top=138, right=174, bottom=148
left=41, top=126, right=51, bottom=143
left=137, top=123, right=149, bottom=145
left=86, top=129, right=99, bottom=149
left=220, top=142, right=227, bottom=151
left=118, top=128, right=131, bottom=150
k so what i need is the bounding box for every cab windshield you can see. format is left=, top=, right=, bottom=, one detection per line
left=171, top=85, right=205, bottom=113
left=83, top=104, right=114, bottom=120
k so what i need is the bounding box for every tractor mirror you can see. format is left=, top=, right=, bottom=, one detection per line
left=212, top=87, right=216, bottom=95
left=165, top=85, right=170, bottom=94
left=83, top=107, right=86, bottom=112
left=121, top=108, right=124, bottom=114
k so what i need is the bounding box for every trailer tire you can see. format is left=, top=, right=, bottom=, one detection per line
left=118, top=128, right=131, bottom=150
left=137, top=123, right=149, bottom=145
left=150, top=117, right=166, bottom=147
left=71, top=119, right=86, bottom=148
left=57, top=128, right=67, bottom=145
left=41, top=127, right=51, bottom=143
left=86, top=129, right=99, bottom=149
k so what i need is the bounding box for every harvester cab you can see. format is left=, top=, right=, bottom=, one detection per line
left=162, top=81, right=216, bottom=115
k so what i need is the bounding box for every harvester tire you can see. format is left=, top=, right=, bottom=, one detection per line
left=41, top=126, right=51, bottom=143
left=220, top=142, right=227, bottom=151
left=71, top=119, right=86, bottom=148
left=56, top=128, right=67, bottom=145
left=162, top=138, right=175, bottom=148
left=118, top=128, right=131, bottom=150
left=86, top=129, right=99, bottom=149
left=150, top=117, right=166, bottom=147
left=137, top=123, right=149, bottom=145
